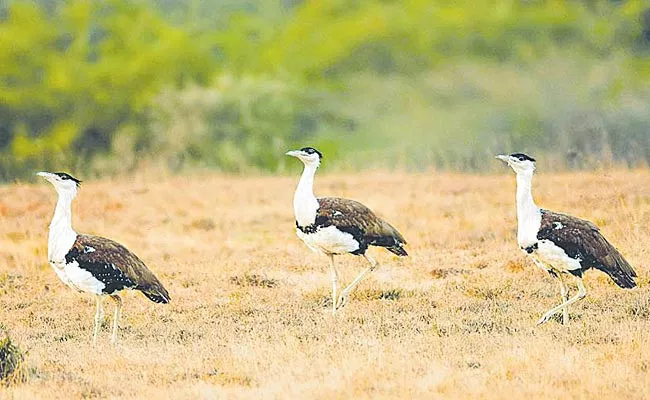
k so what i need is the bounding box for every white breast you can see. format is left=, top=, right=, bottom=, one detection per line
left=50, top=260, right=106, bottom=294
left=296, top=226, right=360, bottom=255
left=533, top=239, right=582, bottom=272
left=48, top=231, right=77, bottom=263
left=294, top=197, right=319, bottom=227
left=517, top=210, right=542, bottom=248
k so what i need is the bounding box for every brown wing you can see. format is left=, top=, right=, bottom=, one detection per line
left=66, top=235, right=171, bottom=303
left=316, top=197, right=407, bottom=256
left=538, top=210, right=637, bottom=288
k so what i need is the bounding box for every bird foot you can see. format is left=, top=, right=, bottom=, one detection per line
left=536, top=311, right=558, bottom=326
left=335, top=293, right=349, bottom=311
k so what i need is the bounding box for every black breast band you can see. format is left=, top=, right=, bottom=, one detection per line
left=522, top=243, right=538, bottom=254
left=297, top=222, right=319, bottom=234
left=296, top=215, right=332, bottom=234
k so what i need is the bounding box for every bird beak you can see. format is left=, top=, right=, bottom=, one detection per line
left=285, top=150, right=302, bottom=158
left=495, top=155, right=510, bottom=164
left=37, top=171, right=54, bottom=180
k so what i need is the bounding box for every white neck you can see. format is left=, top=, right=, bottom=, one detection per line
left=515, top=171, right=541, bottom=247
left=293, top=163, right=320, bottom=227
left=48, top=189, right=78, bottom=261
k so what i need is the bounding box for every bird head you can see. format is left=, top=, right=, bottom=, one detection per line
left=285, top=147, right=323, bottom=168
left=37, top=171, right=81, bottom=196
left=496, top=153, right=536, bottom=175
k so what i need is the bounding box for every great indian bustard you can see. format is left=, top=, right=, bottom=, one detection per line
left=38, top=172, right=170, bottom=344
left=286, top=147, right=408, bottom=313
left=496, top=153, right=637, bottom=325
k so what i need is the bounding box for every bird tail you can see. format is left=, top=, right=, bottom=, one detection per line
left=139, top=283, right=171, bottom=304
left=377, top=219, right=408, bottom=257
left=388, top=245, right=408, bottom=257
left=596, top=245, right=637, bottom=289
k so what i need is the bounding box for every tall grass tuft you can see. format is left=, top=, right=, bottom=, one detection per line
left=0, top=332, right=26, bottom=385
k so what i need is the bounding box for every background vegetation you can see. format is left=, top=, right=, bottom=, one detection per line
left=0, top=0, right=649, bottom=180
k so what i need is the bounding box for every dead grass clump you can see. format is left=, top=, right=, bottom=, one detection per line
left=464, top=285, right=505, bottom=301
left=204, top=369, right=253, bottom=387
left=188, top=218, right=216, bottom=231
left=304, top=292, right=332, bottom=309
left=356, top=288, right=404, bottom=301
left=627, top=297, right=650, bottom=319
left=430, top=268, right=468, bottom=279
left=6, top=232, right=26, bottom=242
left=0, top=272, right=22, bottom=295
left=466, top=361, right=482, bottom=369
left=303, top=288, right=404, bottom=308
left=55, top=333, right=75, bottom=343
left=173, top=329, right=204, bottom=343
left=0, top=333, right=26, bottom=385
left=504, top=259, right=526, bottom=273
left=459, top=319, right=515, bottom=335
left=229, top=274, right=278, bottom=288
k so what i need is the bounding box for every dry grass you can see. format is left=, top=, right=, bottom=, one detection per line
left=0, top=169, right=649, bottom=399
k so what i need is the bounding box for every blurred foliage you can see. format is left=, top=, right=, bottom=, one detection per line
left=0, top=0, right=213, bottom=179
left=147, top=75, right=351, bottom=172
left=0, top=0, right=649, bottom=180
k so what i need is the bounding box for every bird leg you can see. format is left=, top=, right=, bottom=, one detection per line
left=93, top=295, right=104, bottom=346
left=337, top=254, right=378, bottom=310
left=109, top=294, right=122, bottom=344
left=328, top=254, right=340, bottom=314
left=532, top=258, right=549, bottom=274
left=558, top=273, right=570, bottom=325
left=537, top=278, right=586, bottom=325
left=531, top=259, right=571, bottom=324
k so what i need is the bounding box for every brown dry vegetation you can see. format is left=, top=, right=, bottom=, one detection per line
left=0, top=170, right=649, bottom=399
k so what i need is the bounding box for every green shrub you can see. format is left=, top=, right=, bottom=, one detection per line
left=0, top=0, right=648, bottom=179
left=0, top=0, right=215, bottom=180
left=145, top=75, right=352, bottom=172
left=0, top=333, right=26, bottom=385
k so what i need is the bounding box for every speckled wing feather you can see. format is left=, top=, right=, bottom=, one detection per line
left=316, top=197, right=407, bottom=256
left=538, top=210, right=637, bottom=288
left=66, top=235, right=171, bottom=303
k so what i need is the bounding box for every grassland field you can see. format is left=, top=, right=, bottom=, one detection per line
left=0, top=169, right=649, bottom=399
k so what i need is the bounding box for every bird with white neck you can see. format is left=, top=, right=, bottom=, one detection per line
left=286, top=147, right=408, bottom=313
left=38, top=171, right=170, bottom=345
left=496, top=153, right=637, bottom=325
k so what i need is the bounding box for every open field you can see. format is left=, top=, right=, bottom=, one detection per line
left=0, top=169, right=649, bottom=398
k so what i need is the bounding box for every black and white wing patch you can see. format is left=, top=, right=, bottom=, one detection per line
left=65, top=236, right=137, bottom=294
left=65, top=235, right=171, bottom=302
left=538, top=210, right=637, bottom=288
left=311, top=197, right=407, bottom=256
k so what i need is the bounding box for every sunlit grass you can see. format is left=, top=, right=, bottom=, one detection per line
left=0, top=170, right=648, bottom=397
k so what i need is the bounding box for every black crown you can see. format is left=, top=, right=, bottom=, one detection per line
left=300, top=147, right=323, bottom=159
left=54, top=172, right=82, bottom=186
left=509, top=153, right=536, bottom=162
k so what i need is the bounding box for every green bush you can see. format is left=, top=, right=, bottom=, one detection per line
left=0, top=333, right=26, bottom=385
left=0, top=0, right=215, bottom=180
left=146, top=75, right=352, bottom=172
left=0, top=0, right=648, bottom=179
